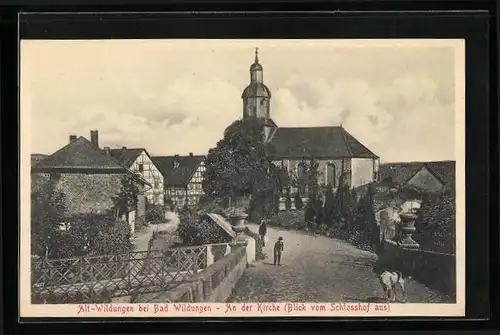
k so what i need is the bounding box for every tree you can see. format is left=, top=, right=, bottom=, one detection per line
left=202, top=117, right=285, bottom=217
left=31, top=179, right=67, bottom=258
left=112, top=174, right=140, bottom=222
left=323, top=184, right=335, bottom=225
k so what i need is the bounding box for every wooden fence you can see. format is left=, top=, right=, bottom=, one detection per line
left=31, top=245, right=208, bottom=304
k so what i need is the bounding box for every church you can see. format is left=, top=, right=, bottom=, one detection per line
left=241, top=49, right=380, bottom=194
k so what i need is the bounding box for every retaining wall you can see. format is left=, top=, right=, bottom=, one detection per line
left=379, top=240, right=456, bottom=297
left=135, top=245, right=247, bottom=303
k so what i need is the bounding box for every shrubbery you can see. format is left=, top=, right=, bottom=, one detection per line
left=414, top=193, right=456, bottom=254
left=177, top=210, right=233, bottom=246
left=145, top=202, right=165, bottom=224
left=35, top=213, right=134, bottom=259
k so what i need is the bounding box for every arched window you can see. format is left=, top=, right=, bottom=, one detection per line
left=326, top=163, right=336, bottom=187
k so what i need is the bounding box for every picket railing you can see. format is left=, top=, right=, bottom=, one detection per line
left=31, top=245, right=208, bottom=304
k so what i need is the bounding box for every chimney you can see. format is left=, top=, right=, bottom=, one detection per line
left=189, top=152, right=193, bottom=156
left=122, top=146, right=127, bottom=150
left=103, top=146, right=111, bottom=154
left=69, top=135, right=77, bottom=143
left=90, top=130, right=99, bottom=147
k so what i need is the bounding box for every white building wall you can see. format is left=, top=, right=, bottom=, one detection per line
left=351, top=158, right=375, bottom=189
left=130, top=151, right=164, bottom=206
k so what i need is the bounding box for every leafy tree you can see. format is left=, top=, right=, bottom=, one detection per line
left=324, top=184, right=335, bottom=225
left=202, top=117, right=287, bottom=220
left=112, top=174, right=140, bottom=222
left=292, top=159, right=320, bottom=199
left=31, top=178, right=67, bottom=258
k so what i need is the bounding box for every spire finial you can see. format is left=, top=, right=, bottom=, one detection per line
left=255, top=47, right=259, bottom=63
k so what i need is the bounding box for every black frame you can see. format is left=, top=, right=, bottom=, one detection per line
left=1, top=1, right=497, bottom=333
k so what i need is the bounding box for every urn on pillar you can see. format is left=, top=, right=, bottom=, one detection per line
left=398, top=212, right=420, bottom=249
left=228, top=209, right=248, bottom=237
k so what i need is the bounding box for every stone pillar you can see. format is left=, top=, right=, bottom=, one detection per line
left=206, top=245, right=215, bottom=267
left=398, top=213, right=420, bottom=249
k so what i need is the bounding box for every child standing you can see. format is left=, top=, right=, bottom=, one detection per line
left=274, top=237, right=284, bottom=266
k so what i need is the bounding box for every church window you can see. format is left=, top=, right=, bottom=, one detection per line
left=326, top=163, right=336, bottom=187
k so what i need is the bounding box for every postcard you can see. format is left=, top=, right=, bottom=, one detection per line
left=20, top=39, right=465, bottom=318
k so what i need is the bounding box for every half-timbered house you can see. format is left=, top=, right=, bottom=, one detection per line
left=152, top=154, right=206, bottom=210
left=106, top=147, right=164, bottom=206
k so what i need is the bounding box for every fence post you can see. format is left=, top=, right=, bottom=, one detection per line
left=192, top=249, right=198, bottom=275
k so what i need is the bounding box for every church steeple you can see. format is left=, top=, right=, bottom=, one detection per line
left=242, top=48, right=271, bottom=119
left=250, top=47, right=263, bottom=83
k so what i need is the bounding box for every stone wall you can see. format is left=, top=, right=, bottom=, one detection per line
left=379, top=240, right=456, bottom=298
left=31, top=172, right=124, bottom=217
left=135, top=245, right=247, bottom=303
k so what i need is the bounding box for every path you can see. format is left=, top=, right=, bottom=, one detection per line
left=228, top=224, right=453, bottom=303
left=132, top=211, right=180, bottom=252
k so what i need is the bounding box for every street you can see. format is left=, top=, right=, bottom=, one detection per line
left=228, top=224, right=453, bottom=303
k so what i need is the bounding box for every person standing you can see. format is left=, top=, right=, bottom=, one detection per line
left=274, top=237, right=284, bottom=266
left=258, top=219, right=268, bottom=246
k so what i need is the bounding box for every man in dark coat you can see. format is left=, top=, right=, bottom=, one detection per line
left=258, top=219, right=268, bottom=246
left=274, top=237, right=284, bottom=265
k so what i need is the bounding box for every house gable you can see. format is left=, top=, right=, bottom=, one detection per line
left=406, top=166, right=445, bottom=193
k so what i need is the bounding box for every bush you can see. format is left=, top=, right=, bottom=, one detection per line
left=90, top=220, right=133, bottom=256
left=414, top=194, right=456, bottom=254
left=269, top=210, right=305, bottom=230
left=177, top=212, right=233, bottom=246
left=54, top=214, right=133, bottom=258
left=146, top=203, right=165, bottom=224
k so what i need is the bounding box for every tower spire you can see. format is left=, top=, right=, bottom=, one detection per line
left=255, top=47, right=259, bottom=63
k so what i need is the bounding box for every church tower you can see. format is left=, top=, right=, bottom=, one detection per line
left=242, top=48, right=272, bottom=119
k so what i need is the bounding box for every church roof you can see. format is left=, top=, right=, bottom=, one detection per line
left=152, top=155, right=205, bottom=186
left=267, top=126, right=378, bottom=159
left=32, top=136, right=127, bottom=172
left=241, top=83, right=272, bottom=99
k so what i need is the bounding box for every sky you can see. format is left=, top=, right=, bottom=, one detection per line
left=21, top=39, right=462, bottom=163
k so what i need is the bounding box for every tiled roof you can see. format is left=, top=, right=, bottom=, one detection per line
left=31, top=154, right=47, bottom=167
left=152, top=155, right=205, bottom=186
left=267, top=126, right=378, bottom=159
left=32, top=137, right=126, bottom=172
left=426, top=161, right=455, bottom=185
left=379, top=162, right=424, bottom=184
left=108, top=148, right=144, bottom=167
left=379, top=160, right=456, bottom=186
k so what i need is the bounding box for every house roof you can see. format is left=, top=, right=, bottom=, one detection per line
left=426, top=161, right=455, bottom=185
left=152, top=155, right=205, bottom=186
left=108, top=148, right=144, bottom=167
left=31, top=154, right=48, bottom=167
left=267, top=126, right=378, bottom=159
left=379, top=160, right=456, bottom=186
left=32, top=136, right=127, bottom=172
left=379, top=162, right=425, bottom=184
